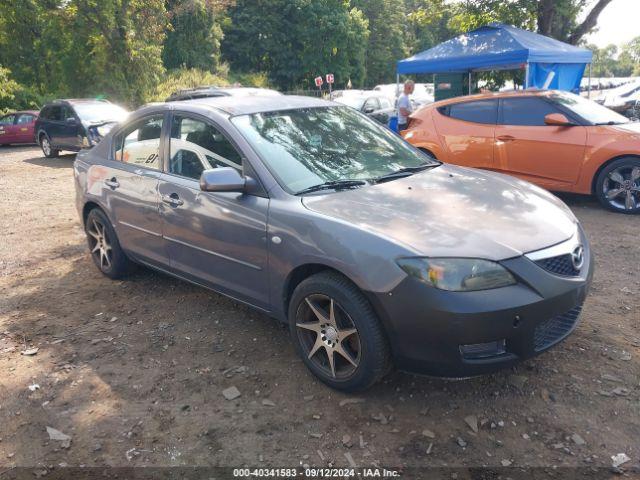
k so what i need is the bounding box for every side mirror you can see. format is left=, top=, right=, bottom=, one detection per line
left=544, top=113, right=575, bottom=127
left=200, top=167, right=246, bottom=193
left=66, top=117, right=77, bottom=125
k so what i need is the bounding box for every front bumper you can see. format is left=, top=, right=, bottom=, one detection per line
left=367, top=236, right=594, bottom=378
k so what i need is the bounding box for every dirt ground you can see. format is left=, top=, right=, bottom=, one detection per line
left=0, top=146, right=639, bottom=476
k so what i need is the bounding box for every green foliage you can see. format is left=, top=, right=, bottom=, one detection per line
left=163, top=0, right=224, bottom=71
left=222, top=0, right=369, bottom=90
left=0, top=66, right=46, bottom=114
left=150, top=68, right=231, bottom=102
left=352, top=0, right=407, bottom=85
left=0, top=0, right=635, bottom=109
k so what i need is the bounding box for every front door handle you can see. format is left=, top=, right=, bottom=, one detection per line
left=104, top=177, right=120, bottom=189
left=497, top=135, right=516, bottom=142
left=161, top=193, right=184, bottom=207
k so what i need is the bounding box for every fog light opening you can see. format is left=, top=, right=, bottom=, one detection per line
left=460, top=339, right=507, bottom=360
left=513, top=315, right=521, bottom=328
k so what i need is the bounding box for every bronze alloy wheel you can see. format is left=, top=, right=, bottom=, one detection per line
left=86, top=217, right=113, bottom=272
left=295, top=293, right=361, bottom=379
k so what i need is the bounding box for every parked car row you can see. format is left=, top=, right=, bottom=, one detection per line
left=402, top=89, right=640, bottom=214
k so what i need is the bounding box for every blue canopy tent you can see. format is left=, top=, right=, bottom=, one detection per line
left=397, top=23, right=593, bottom=94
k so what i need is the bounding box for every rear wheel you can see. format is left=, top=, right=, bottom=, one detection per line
left=39, top=134, right=59, bottom=158
left=595, top=157, right=640, bottom=214
left=85, top=208, right=133, bottom=278
left=288, top=271, right=391, bottom=391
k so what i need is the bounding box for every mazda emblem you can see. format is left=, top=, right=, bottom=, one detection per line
left=571, top=245, right=585, bottom=270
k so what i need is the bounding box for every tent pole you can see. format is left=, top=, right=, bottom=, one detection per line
left=588, top=63, right=592, bottom=98
left=525, top=63, right=529, bottom=89
left=468, top=72, right=472, bottom=94
left=396, top=73, right=400, bottom=100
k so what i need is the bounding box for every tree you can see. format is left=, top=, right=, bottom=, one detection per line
left=163, top=0, right=224, bottom=71
left=222, top=0, right=368, bottom=90
left=537, top=0, right=614, bottom=45
left=352, top=0, right=407, bottom=86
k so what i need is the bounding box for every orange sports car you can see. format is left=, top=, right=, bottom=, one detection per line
left=402, top=90, right=640, bottom=214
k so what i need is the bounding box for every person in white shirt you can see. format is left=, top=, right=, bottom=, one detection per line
left=397, top=80, right=415, bottom=132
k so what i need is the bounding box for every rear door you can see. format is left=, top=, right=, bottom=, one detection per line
left=433, top=99, right=498, bottom=169
left=158, top=112, right=270, bottom=309
left=494, top=97, right=586, bottom=189
left=106, top=113, right=167, bottom=266
left=0, top=114, right=17, bottom=144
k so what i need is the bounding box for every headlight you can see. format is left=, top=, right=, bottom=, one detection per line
left=396, top=257, right=516, bottom=291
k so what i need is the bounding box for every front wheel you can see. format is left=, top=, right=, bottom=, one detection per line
left=288, top=271, right=391, bottom=391
left=40, top=134, right=59, bottom=158
left=595, top=157, right=640, bottom=214
left=85, top=208, right=134, bottom=279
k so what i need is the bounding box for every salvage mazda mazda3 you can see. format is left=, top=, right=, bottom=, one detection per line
left=74, top=96, right=593, bottom=391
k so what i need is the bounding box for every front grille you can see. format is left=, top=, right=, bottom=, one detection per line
left=533, top=304, right=583, bottom=352
left=535, top=254, right=580, bottom=277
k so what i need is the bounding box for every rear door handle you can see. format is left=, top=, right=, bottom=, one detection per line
left=497, top=135, right=516, bottom=142
left=161, top=193, right=184, bottom=207
left=104, top=177, right=120, bottom=189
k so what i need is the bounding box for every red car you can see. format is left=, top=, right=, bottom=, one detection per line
left=0, top=110, right=39, bottom=145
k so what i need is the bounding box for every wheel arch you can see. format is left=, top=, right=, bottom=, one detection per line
left=591, top=154, right=640, bottom=194
left=282, top=263, right=356, bottom=320
left=82, top=200, right=110, bottom=227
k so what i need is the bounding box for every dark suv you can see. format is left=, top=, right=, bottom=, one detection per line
left=36, top=99, right=128, bottom=158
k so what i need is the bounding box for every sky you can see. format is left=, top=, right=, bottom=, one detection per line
left=584, top=0, right=639, bottom=48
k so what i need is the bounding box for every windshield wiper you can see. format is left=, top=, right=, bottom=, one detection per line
left=373, top=163, right=439, bottom=184
left=595, top=121, right=627, bottom=125
left=295, top=180, right=367, bottom=195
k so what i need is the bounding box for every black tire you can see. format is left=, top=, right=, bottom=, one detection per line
left=39, top=133, right=59, bottom=158
left=85, top=208, right=134, bottom=279
left=288, top=271, right=391, bottom=391
left=595, top=157, right=640, bottom=214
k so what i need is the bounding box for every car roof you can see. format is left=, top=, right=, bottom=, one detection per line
left=167, top=86, right=281, bottom=101
left=171, top=95, right=337, bottom=116
left=429, top=89, right=557, bottom=108
left=4, top=110, right=39, bottom=116
left=45, top=99, right=112, bottom=106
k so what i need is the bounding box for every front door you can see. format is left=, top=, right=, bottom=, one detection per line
left=158, top=113, right=269, bottom=309
left=494, top=97, right=587, bottom=190
left=433, top=99, right=498, bottom=169
left=106, top=113, right=167, bottom=266
left=15, top=113, right=35, bottom=143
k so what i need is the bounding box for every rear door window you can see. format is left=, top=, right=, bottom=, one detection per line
left=499, top=98, right=562, bottom=126
left=438, top=100, right=498, bottom=124
left=0, top=114, right=16, bottom=125
left=113, top=115, right=164, bottom=170
left=47, top=106, right=63, bottom=122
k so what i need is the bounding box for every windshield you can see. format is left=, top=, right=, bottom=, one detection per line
left=334, top=96, right=366, bottom=110
left=73, top=103, right=128, bottom=123
left=231, top=106, right=437, bottom=193
left=550, top=91, right=629, bottom=125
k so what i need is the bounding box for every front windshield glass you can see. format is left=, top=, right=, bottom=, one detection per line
left=231, top=106, right=437, bottom=193
left=550, top=91, right=629, bottom=125
left=74, top=103, right=128, bottom=123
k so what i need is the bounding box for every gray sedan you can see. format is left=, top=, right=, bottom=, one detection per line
left=74, top=96, right=593, bottom=391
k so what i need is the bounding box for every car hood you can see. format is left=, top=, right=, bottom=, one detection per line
left=301, top=165, right=578, bottom=261
left=610, top=122, right=640, bottom=137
